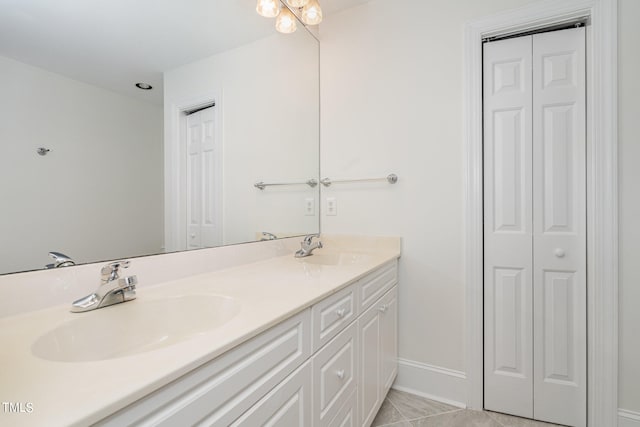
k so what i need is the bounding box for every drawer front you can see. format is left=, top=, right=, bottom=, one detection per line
left=359, top=260, right=398, bottom=312
left=312, top=283, right=358, bottom=352
left=230, top=361, right=312, bottom=427
left=313, top=321, right=358, bottom=427
left=97, top=309, right=311, bottom=427
left=328, top=388, right=358, bottom=427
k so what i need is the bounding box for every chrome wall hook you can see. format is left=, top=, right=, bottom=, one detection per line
left=37, top=148, right=50, bottom=156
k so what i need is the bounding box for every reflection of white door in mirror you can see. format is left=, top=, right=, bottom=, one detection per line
left=185, top=106, right=222, bottom=250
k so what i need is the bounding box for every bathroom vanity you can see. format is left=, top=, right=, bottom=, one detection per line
left=0, top=236, right=400, bottom=427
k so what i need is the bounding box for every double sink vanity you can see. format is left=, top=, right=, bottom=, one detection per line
left=0, top=235, right=400, bottom=427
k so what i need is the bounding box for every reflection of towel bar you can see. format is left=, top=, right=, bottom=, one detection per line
left=254, top=179, right=318, bottom=190
left=320, top=174, right=398, bottom=187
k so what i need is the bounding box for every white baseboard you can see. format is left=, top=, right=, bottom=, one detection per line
left=392, top=358, right=467, bottom=408
left=619, top=409, right=640, bottom=427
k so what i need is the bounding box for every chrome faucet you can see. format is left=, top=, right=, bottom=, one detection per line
left=46, top=251, right=75, bottom=268
left=295, top=234, right=323, bottom=258
left=70, top=260, right=138, bottom=313
left=261, top=232, right=278, bottom=241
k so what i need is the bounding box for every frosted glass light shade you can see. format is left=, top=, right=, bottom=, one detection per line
left=256, top=0, right=281, bottom=18
left=301, top=0, right=322, bottom=25
left=275, top=7, right=297, bottom=33
left=287, top=0, right=310, bottom=7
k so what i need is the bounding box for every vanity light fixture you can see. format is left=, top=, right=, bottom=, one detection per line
left=256, top=0, right=323, bottom=33
left=286, top=0, right=310, bottom=7
left=275, top=7, right=297, bottom=33
left=300, top=0, right=322, bottom=25
left=256, top=0, right=281, bottom=18
left=135, top=82, right=153, bottom=90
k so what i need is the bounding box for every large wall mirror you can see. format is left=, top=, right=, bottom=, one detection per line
left=0, top=0, right=320, bottom=275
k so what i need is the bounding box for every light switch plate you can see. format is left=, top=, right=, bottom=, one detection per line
left=304, top=198, right=315, bottom=216
left=326, top=197, right=337, bottom=216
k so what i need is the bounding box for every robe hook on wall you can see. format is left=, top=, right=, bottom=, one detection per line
left=37, top=147, right=50, bottom=156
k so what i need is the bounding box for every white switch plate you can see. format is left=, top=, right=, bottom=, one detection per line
left=326, top=197, right=337, bottom=216
left=304, top=198, right=315, bottom=216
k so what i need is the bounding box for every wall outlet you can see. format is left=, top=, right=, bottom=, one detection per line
left=304, top=198, right=315, bottom=216
left=326, top=197, right=337, bottom=216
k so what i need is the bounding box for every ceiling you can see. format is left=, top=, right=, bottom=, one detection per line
left=0, top=0, right=372, bottom=104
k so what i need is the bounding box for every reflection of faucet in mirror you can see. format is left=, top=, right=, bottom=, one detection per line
left=70, top=260, right=138, bottom=313
left=46, top=252, right=75, bottom=269
left=295, top=234, right=323, bottom=258
left=261, top=232, right=278, bottom=241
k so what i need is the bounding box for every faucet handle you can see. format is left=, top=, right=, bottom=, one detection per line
left=303, top=233, right=321, bottom=245
left=46, top=251, right=75, bottom=269
left=101, top=260, right=131, bottom=282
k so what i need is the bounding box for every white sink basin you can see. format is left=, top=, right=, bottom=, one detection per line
left=299, top=252, right=371, bottom=266
left=32, top=294, right=241, bottom=362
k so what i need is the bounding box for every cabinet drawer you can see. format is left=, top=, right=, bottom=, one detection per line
left=313, top=321, right=358, bottom=426
left=358, top=261, right=398, bottom=312
left=97, top=309, right=311, bottom=427
left=328, top=388, right=358, bottom=427
left=230, top=361, right=312, bottom=427
left=312, top=283, right=358, bottom=351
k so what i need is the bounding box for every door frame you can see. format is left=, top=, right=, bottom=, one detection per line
left=463, top=0, right=618, bottom=425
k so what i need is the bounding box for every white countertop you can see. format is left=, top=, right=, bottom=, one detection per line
left=0, top=236, right=400, bottom=427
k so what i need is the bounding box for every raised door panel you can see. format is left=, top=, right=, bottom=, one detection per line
left=230, top=361, right=312, bottom=427
left=532, top=27, right=586, bottom=427
left=358, top=303, right=381, bottom=427
left=483, top=34, right=534, bottom=419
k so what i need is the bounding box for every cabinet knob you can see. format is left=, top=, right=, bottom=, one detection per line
left=336, top=369, right=345, bottom=379
left=190, top=233, right=196, bottom=239
left=336, top=308, right=346, bottom=318
left=554, top=248, right=566, bottom=258
left=378, top=304, right=388, bottom=313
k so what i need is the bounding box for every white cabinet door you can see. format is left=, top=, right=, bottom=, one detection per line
left=380, top=286, right=398, bottom=393
left=230, top=361, right=312, bottom=427
left=313, top=322, right=358, bottom=427
left=358, top=285, right=398, bottom=427
left=483, top=34, right=534, bottom=419
left=328, top=389, right=357, bottom=427
left=484, top=27, right=586, bottom=427
left=532, top=27, right=586, bottom=427
left=358, top=300, right=382, bottom=427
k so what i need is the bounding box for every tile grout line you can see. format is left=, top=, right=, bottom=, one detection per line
left=402, top=408, right=465, bottom=423
left=384, top=397, right=409, bottom=423
left=484, top=410, right=509, bottom=427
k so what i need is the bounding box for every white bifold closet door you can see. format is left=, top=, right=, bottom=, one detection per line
left=483, top=27, right=586, bottom=427
left=186, top=106, right=222, bottom=249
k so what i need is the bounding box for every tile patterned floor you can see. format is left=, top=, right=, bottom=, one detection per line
left=372, top=389, right=565, bottom=427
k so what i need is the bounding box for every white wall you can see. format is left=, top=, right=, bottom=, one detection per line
left=164, top=30, right=319, bottom=248
left=0, top=55, right=163, bottom=274
left=321, top=0, right=640, bottom=413
left=320, top=0, right=537, bottom=374
left=618, top=0, right=640, bottom=415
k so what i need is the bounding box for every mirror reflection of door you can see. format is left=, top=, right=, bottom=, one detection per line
left=184, top=105, right=222, bottom=249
